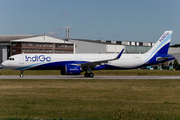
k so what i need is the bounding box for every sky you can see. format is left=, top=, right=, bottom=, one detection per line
left=0, top=0, right=180, bottom=45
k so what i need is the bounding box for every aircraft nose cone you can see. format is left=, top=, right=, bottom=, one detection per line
left=1, top=61, right=7, bottom=68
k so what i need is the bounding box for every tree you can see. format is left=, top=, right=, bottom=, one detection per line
left=170, top=44, right=180, bottom=47
left=173, top=59, right=179, bottom=68
left=161, top=63, right=165, bottom=69
left=169, top=61, right=172, bottom=66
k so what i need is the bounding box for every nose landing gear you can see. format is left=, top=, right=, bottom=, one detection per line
left=20, top=70, right=24, bottom=78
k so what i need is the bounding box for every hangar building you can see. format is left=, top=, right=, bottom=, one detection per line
left=68, top=38, right=155, bottom=54
left=0, top=35, right=75, bottom=64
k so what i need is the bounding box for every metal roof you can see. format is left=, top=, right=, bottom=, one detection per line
left=0, top=35, right=36, bottom=42
left=69, top=38, right=110, bottom=44
left=70, top=38, right=155, bottom=46
left=0, top=35, right=73, bottom=44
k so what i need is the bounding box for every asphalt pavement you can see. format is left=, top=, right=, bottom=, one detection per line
left=0, top=75, right=180, bottom=79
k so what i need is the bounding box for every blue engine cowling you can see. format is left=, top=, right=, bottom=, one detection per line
left=61, top=65, right=81, bottom=75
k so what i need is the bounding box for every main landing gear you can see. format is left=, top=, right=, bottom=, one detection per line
left=84, top=67, right=94, bottom=78
left=84, top=72, right=94, bottom=78
left=20, top=70, right=24, bottom=78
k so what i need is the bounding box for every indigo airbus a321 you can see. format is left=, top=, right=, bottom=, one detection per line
left=1, top=31, right=175, bottom=78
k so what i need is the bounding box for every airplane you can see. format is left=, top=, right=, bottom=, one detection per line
left=1, top=31, right=175, bottom=78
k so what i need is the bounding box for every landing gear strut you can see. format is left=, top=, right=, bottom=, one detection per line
left=20, top=70, right=24, bottom=78
left=84, top=67, right=94, bottom=78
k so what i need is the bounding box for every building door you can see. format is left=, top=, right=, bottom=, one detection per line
left=2, top=46, right=7, bottom=62
left=0, top=46, right=2, bottom=64
left=19, top=54, right=24, bottom=64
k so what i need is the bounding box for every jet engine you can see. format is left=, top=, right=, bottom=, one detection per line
left=61, top=65, right=81, bottom=75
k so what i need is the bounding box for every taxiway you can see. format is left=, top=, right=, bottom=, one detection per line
left=0, top=75, right=180, bottom=79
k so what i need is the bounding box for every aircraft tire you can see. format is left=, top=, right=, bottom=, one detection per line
left=84, top=73, right=89, bottom=77
left=20, top=74, right=24, bottom=78
left=89, top=73, right=94, bottom=78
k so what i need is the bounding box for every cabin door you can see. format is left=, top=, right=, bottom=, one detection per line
left=19, top=54, right=24, bottom=64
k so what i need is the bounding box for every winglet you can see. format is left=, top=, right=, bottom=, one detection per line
left=115, top=49, right=124, bottom=60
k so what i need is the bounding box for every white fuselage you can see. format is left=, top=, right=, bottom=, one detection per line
left=1, top=53, right=148, bottom=70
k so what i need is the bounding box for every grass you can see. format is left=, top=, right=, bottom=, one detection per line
left=1, top=69, right=180, bottom=76
left=0, top=79, right=180, bottom=119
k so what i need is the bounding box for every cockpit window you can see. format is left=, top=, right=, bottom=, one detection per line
left=9, top=58, right=14, bottom=60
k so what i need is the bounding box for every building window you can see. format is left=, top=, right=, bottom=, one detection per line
left=49, top=49, right=52, bottom=52
left=43, top=44, right=45, bottom=47
left=46, top=44, right=49, bottom=47
left=33, top=43, right=35, bottom=46
left=12, top=49, right=16, bottom=52
left=65, top=45, right=67, bottom=48
left=26, top=49, right=29, bottom=52
left=56, top=50, right=58, bottom=53
left=22, top=43, right=25, bottom=46
left=62, top=50, right=64, bottom=53
left=40, top=44, right=42, bottom=47
left=33, top=49, right=35, bottom=52
left=29, top=43, right=32, bottom=46
left=40, top=49, right=42, bottom=52
left=43, top=49, right=45, bottom=52
left=59, top=44, right=61, bottom=47
left=29, top=49, right=32, bottom=52
left=139, top=42, right=143, bottom=46
left=12, top=43, right=17, bottom=46
left=26, top=43, right=28, bottom=46
left=22, top=49, right=25, bottom=52
left=36, top=49, right=39, bottom=52
left=46, top=49, right=48, bottom=52
left=49, top=44, right=52, bottom=47
left=36, top=43, right=39, bottom=47
left=71, top=45, right=73, bottom=48
left=59, top=50, right=61, bottom=53
left=62, top=45, right=64, bottom=48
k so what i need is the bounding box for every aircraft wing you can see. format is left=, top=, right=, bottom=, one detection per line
left=78, top=49, right=124, bottom=68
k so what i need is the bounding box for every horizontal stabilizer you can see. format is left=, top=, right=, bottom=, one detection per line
left=156, top=56, right=174, bottom=62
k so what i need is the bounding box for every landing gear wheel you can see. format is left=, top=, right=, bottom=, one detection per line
left=84, top=67, right=94, bottom=78
left=20, top=74, right=24, bottom=78
left=84, top=73, right=89, bottom=77
left=89, top=73, right=94, bottom=78
left=20, top=70, right=24, bottom=78
left=84, top=73, right=94, bottom=78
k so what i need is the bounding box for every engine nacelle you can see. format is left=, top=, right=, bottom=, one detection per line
left=61, top=65, right=81, bottom=75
